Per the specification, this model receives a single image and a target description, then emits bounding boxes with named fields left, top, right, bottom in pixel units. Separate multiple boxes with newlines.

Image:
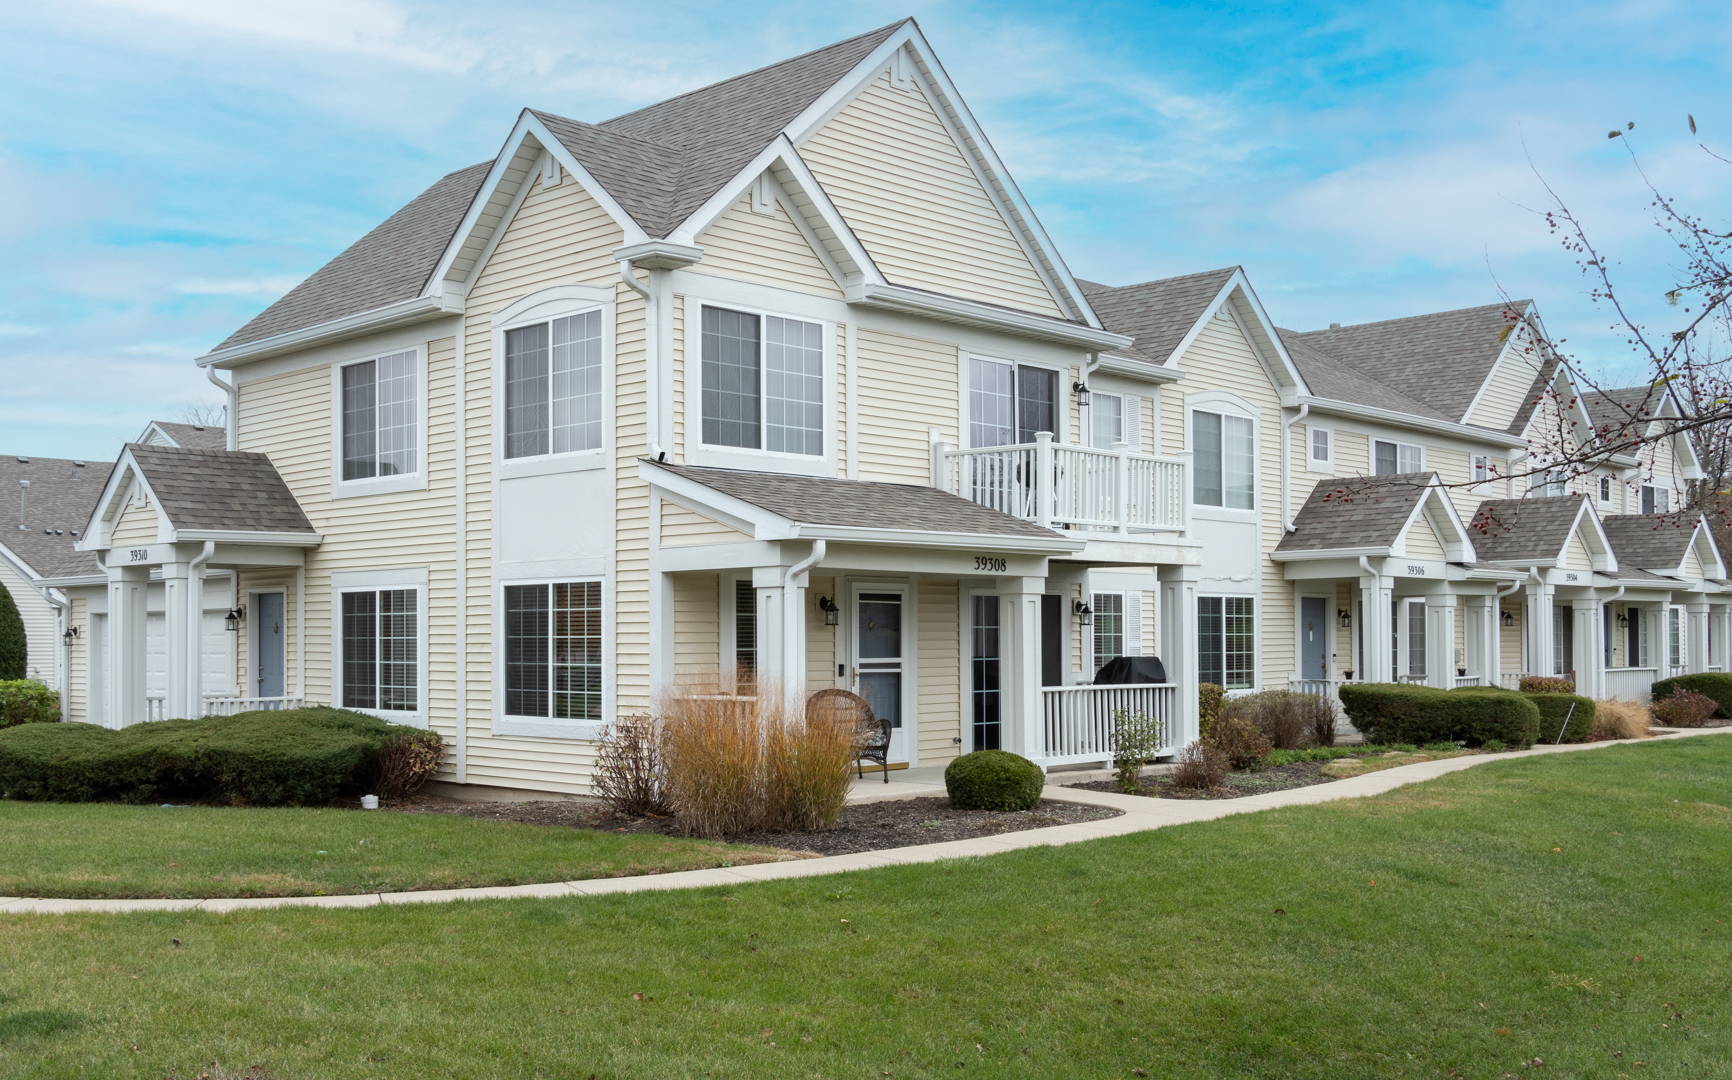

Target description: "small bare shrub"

left=370, top=730, right=444, bottom=801
left=592, top=714, right=671, bottom=817
left=1592, top=699, right=1650, bottom=741
left=1206, top=715, right=1272, bottom=770
left=1651, top=689, right=1717, bottom=728
left=1520, top=676, right=1576, bottom=694
left=1169, top=740, right=1231, bottom=790
left=1222, top=690, right=1333, bottom=750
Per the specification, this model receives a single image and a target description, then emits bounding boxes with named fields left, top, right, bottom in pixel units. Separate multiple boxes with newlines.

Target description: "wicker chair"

left=807, top=688, right=891, bottom=783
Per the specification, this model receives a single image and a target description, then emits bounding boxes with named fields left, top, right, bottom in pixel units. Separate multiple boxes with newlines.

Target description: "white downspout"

left=207, top=368, right=237, bottom=451
left=38, top=585, right=70, bottom=720
left=782, top=539, right=826, bottom=705
left=187, top=541, right=214, bottom=716
left=1358, top=555, right=1380, bottom=681
left=1282, top=402, right=1310, bottom=532
left=453, top=314, right=468, bottom=782
left=617, top=260, right=665, bottom=461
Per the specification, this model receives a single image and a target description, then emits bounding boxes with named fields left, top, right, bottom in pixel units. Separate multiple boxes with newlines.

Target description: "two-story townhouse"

left=58, top=20, right=1217, bottom=791
left=0, top=454, right=111, bottom=701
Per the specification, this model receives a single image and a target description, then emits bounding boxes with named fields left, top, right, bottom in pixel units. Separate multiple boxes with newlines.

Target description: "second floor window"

left=1473, top=455, right=1491, bottom=483
left=969, top=358, right=1056, bottom=447
left=1310, top=428, right=1331, bottom=465
left=342, top=351, right=417, bottom=480
left=1599, top=476, right=1612, bottom=503
left=1193, top=409, right=1255, bottom=509
left=701, top=306, right=824, bottom=455
left=1373, top=440, right=1422, bottom=475
left=1642, top=485, right=1670, bottom=514
left=505, top=310, right=604, bottom=459
left=1090, top=394, right=1123, bottom=450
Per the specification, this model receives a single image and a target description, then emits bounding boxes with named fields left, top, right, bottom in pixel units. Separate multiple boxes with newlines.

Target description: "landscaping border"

left=6, top=729, right=1728, bottom=915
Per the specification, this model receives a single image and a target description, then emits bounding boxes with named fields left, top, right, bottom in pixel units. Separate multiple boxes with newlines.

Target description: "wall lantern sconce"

left=1617, top=612, right=1630, bottom=629
left=225, top=606, right=246, bottom=632
left=1074, top=599, right=1093, bottom=626
left=1072, top=381, right=1091, bottom=408
left=817, top=595, right=839, bottom=627
left=62, top=625, right=79, bottom=647
left=1502, top=610, right=1516, bottom=627
left=1337, top=608, right=1352, bottom=629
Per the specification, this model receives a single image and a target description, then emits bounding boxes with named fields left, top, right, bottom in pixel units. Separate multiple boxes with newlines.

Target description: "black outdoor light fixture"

left=1072, top=381, right=1090, bottom=407
left=1502, top=610, right=1516, bottom=627
left=817, top=595, right=839, bottom=626
left=1617, top=612, right=1630, bottom=629
left=1074, top=599, right=1093, bottom=626
left=225, top=605, right=246, bottom=632
left=1337, top=608, right=1352, bottom=629
left=62, top=625, right=79, bottom=647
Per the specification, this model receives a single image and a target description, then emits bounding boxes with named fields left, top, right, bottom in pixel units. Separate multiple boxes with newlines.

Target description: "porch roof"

left=645, top=461, right=1067, bottom=543
left=125, top=445, right=315, bottom=535
left=1276, top=472, right=1442, bottom=554
left=1467, top=495, right=1588, bottom=562
left=1601, top=513, right=1708, bottom=571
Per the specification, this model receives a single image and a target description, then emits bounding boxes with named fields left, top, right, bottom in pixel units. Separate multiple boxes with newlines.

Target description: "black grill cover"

left=1091, top=656, right=1167, bottom=685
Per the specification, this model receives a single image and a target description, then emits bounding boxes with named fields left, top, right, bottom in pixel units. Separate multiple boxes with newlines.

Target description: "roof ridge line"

left=530, top=108, right=691, bottom=153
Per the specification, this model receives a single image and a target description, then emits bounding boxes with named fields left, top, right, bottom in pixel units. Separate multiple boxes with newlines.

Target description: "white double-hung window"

left=504, top=581, right=603, bottom=721
left=1309, top=427, right=1332, bottom=470
left=341, top=350, right=418, bottom=481
left=701, top=305, right=824, bottom=456
left=341, top=588, right=419, bottom=713
left=1090, top=393, right=1123, bottom=450
left=1192, top=409, right=1255, bottom=509
left=1373, top=440, right=1423, bottom=475
left=504, top=310, right=604, bottom=458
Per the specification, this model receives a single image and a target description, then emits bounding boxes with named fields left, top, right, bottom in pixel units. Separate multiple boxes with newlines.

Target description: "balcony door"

left=968, top=358, right=1057, bottom=448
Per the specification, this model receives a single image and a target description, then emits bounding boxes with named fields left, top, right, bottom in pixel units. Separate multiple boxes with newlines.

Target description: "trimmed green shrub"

left=944, top=750, right=1044, bottom=811
left=1527, top=693, right=1595, bottom=743
left=0, top=680, right=60, bottom=727
left=1337, top=682, right=1539, bottom=749
left=1199, top=683, right=1226, bottom=740
left=0, top=583, right=23, bottom=681
left=0, top=707, right=435, bottom=805
left=1519, top=676, right=1575, bottom=694
left=1650, top=673, right=1732, bottom=718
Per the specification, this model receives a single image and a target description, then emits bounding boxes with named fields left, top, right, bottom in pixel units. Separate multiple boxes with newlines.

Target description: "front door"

left=256, top=593, right=285, bottom=698
left=854, top=588, right=908, bottom=764
left=1301, top=596, right=1328, bottom=680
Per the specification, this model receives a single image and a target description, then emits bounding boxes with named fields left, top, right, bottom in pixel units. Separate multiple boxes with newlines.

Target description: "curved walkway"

left=5, top=728, right=1727, bottom=916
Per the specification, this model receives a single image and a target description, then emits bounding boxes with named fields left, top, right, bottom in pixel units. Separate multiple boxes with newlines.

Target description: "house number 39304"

left=974, top=556, right=1007, bottom=572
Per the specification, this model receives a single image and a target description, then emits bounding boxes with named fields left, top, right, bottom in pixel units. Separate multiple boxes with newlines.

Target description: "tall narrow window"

left=1408, top=601, right=1427, bottom=678
left=1473, top=455, right=1491, bottom=483
left=734, top=579, right=756, bottom=692
left=701, top=306, right=824, bottom=455
left=342, top=351, right=417, bottom=479
left=1669, top=607, right=1682, bottom=669
left=968, top=359, right=1057, bottom=447
left=970, top=595, right=1001, bottom=751
left=1554, top=605, right=1575, bottom=676
left=505, top=311, right=604, bottom=459
left=1090, top=394, right=1123, bottom=450
left=504, top=582, right=603, bottom=719
left=341, top=589, right=418, bottom=711
left=1599, top=476, right=1612, bottom=503
left=1373, top=440, right=1422, bottom=475
left=1198, top=596, right=1254, bottom=689
left=1193, top=410, right=1255, bottom=509
left=1092, top=592, right=1124, bottom=672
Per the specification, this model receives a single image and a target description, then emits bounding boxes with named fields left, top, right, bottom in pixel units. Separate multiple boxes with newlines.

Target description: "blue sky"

left=2, top=0, right=1728, bottom=459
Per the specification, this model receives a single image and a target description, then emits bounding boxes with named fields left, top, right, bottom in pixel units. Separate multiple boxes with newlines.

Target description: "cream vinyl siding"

left=0, top=554, right=58, bottom=687
left=1403, top=518, right=1449, bottom=561
left=1427, top=446, right=1483, bottom=525
left=458, top=172, right=628, bottom=792
left=693, top=196, right=843, bottom=299
left=806, top=576, right=837, bottom=693
left=67, top=596, right=85, bottom=716
left=1166, top=314, right=1294, bottom=686
left=671, top=293, right=686, bottom=461
left=1336, top=581, right=1353, bottom=679
left=799, top=72, right=1064, bottom=319
left=672, top=573, right=719, bottom=680
left=110, top=499, right=159, bottom=546
left=917, top=579, right=960, bottom=764
left=660, top=503, right=751, bottom=546
left=1563, top=532, right=1594, bottom=571
left=1501, top=604, right=1524, bottom=673
left=1684, top=547, right=1705, bottom=580
left=1467, top=352, right=1542, bottom=431
left=612, top=288, right=650, bottom=724
left=856, top=328, right=959, bottom=484
left=835, top=324, right=849, bottom=476
left=1332, top=429, right=1371, bottom=478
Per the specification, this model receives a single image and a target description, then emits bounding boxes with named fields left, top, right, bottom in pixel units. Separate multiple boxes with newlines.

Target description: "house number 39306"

left=974, top=556, right=1007, bottom=572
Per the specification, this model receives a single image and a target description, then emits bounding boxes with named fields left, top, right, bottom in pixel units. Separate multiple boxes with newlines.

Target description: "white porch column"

left=1463, top=595, right=1495, bottom=686
left=161, top=559, right=192, bottom=720
left=1358, top=571, right=1393, bottom=683
left=752, top=565, right=788, bottom=692
left=1157, top=563, right=1201, bottom=747
left=108, top=565, right=149, bottom=728
left=1525, top=582, right=1554, bottom=678
left=781, top=562, right=811, bottom=698
left=997, top=575, right=1045, bottom=767
left=649, top=570, right=675, bottom=698
left=1686, top=599, right=1711, bottom=675
left=1711, top=605, right=1731, bottom=670
left=1426, top=601, right=1454, bottom=688
left=1573, top=602, right=1604, bottom=698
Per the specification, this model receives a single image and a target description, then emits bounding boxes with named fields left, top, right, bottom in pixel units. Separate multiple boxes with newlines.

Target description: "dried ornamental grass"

left=1591, top=699, right=1650, bottom=741
left=763, top=707, right=855, bottom=832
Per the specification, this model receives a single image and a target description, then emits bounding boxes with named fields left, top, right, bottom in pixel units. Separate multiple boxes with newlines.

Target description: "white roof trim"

left=1298, top=396, right=1531, bottom=450
left=845, top=282, right=1131, bottom=350
left=196, top=294, right=462, bottom=369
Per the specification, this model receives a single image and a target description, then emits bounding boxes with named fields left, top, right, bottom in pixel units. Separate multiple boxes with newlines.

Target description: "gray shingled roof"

left=1289, top=301, right=1530, bottom=423
left=1600, top=513, right=1704, bottom=571
left=147, top=422, right=227, bottom=450
left=217, top=162, right=492, bottom=350
left=0, top=454, right=112, bottom=580
left=1465, top=496, right=1585, bottom=562
left=1276, top=328, right=1450, bottom=420
left=649, top=461, right=1061, bottom=540
left=1275, top=473, right=1437, bottom=554
left=1076, top=269, right=1236, bottom=364
left=127, top=446, right=315, bottom=535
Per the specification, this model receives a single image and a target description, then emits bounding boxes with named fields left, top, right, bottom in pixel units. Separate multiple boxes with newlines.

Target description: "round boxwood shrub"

left=1651, top=673, right=1732, bottom=718
left=944, top=750, right=1044, bottom=811
left=1527, top=693, right=1595, bottom=743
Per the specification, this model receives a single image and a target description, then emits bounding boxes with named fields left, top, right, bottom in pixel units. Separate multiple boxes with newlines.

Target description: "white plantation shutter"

left=1125, top=396, right=1142, bottom=451
left=1125, top=592, right=1142, bottom=656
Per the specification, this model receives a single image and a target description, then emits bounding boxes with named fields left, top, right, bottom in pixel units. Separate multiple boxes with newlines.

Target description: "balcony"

left=935, top=433, right=1191, bottom=535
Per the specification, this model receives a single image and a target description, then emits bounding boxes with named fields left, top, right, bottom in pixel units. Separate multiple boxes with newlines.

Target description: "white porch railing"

left=1605, top=667, right=1658, bottom=702
left=1499, top=672, right=1528, bottom=690
left=939, top=435, right=1189, bottom=535
left=144, top=695, right=167, bottom=722
left=202, top=695, right=306, bottom=716
left=1041, top=684, right=1178, bottom=766
left=1451, top=675, right=1486, bottom=688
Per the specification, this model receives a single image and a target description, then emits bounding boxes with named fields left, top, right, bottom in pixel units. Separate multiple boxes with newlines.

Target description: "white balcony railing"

left=144, top=695, right=167, bottom=722
left=1041, top=683, right=1178, bottom=766
left=1605, top=667, right=1658, bottom=702
left=937, top=433, right=1189, bottom=536
left=203, top=695, right=305, bottom=716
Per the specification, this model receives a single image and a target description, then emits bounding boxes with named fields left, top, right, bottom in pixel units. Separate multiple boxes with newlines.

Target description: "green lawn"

left=0, top=802, right=789, bottom=899
left=4, top=737, right=1731, bottom=1079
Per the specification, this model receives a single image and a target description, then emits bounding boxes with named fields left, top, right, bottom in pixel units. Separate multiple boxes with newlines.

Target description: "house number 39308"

left=974, top=556, right=1007, bottom=572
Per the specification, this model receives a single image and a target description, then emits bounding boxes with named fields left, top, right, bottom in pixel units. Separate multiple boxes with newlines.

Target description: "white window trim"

left=330, top=567, right=429, bottom=729
left=1186, top=390, right=1259, bottom=517
left=492, top=285, right=616, bottom=481
left=491, top=573, right=614, bottom=740
left=1089, top=392, right=1125, bottom=451
left=1090, top=590, right=1127, bottom=671
left=328, top=346, right=429, bottom=499
left=1307, top=426, right=1334, bottom=475
left=1472, top=454, right=1491, bottom=486
left=962, top=352, right=1068, bottom=449
left=1197, top=592, right=1257, bottom=692
left=684, top=294, right=836, bottom=477
left=1372, top=439, right=1425, bottom=476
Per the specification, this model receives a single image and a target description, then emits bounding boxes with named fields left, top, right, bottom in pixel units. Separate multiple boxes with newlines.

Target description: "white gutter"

left=617, top=260, right=666, bottom=462
left=1282, top=403, right=1309, bottom=533
left=1298, top=395, right=1528, bottom=450
left=187, top=541, right=214, bottom=718
left=195, top=294, right=464, bottom=369
left=845, top=282, right=1134, bottom=351
left=207, top=368, right=237, bottom=450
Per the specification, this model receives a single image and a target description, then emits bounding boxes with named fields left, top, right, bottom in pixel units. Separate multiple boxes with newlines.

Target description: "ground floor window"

left=504, top=581, right=602, bottom=720
left=341, top=589, right=417, bottom=711
left=1669, top=607, right=1682, bottom=669
left=1091, top=592, right=1124, bottom=673
left=1198, top=596, right=1254, bottom=689
left=1553, top=605, right=1575, bottom=676
left=734, top=579, right=756, bottom=693
left=971, top=594, right=1001, bottom=751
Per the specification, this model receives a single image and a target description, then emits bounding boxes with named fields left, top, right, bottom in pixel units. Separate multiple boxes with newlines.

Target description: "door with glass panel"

left=853, top=587, right=910, bottom=764
left=966, top=358, right=1058, bottom=518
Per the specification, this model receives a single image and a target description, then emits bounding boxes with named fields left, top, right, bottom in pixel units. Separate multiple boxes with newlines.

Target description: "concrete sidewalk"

left=5, top=728, right=1726, bottom=916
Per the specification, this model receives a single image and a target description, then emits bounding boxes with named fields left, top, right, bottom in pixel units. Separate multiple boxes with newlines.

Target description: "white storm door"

left=853, top=586, right=910, bottom=764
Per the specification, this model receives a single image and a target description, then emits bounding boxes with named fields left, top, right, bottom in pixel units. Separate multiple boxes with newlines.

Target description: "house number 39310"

left=129, top=549, right=150, bottom=563
left=974, top=556, right=1007, bottom=572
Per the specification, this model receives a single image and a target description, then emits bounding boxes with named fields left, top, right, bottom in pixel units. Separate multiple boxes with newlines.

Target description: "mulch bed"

left=1065, top=760, right=1336, bottom=800
left=388, top=795, right=1122, bottom=856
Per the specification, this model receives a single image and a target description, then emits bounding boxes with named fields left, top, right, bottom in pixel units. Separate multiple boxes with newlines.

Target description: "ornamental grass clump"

left=1651, top=688, right=1717, bottom=728
left=1591, top=699, right=1650, bottom=740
